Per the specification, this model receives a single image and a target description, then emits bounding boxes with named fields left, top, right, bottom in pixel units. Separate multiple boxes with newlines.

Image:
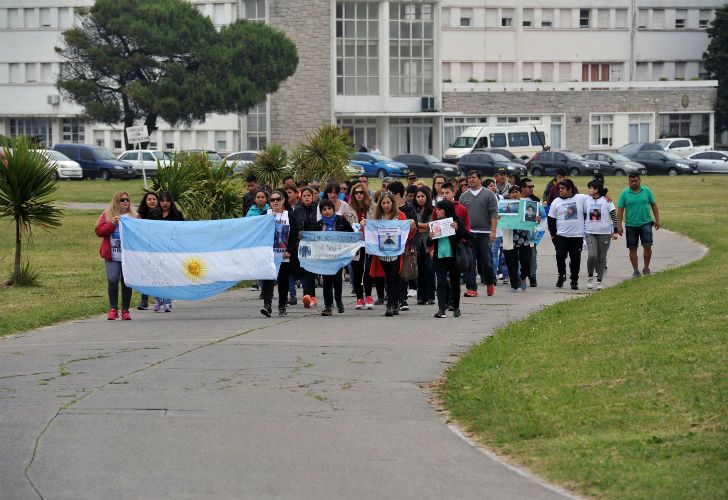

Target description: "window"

left=165, top=143, right=175, bottom=150
left=699, top=10, right=711, bottom=28
left=485, top=8, right=498, bottom=28
left=541, top=62, right=554, bottom=81
left=59, top=7, right=74, bottom=28
left=10, top=118, right=52, bottom=146
left=389, top=117, right=433, bottom=154
left=9, top=63, right=22, bottom=83
left=560, top=9, right=572, bottom=28
left=489, top=133, right=507, bottom=147
left=615, top=9, right=627, bottom=29
left=674, top=62, right=686, bottom=80
left=580, top=9, right=590, bottom=28
left=443, top=117, right=488, bottom=149
left=582, top=63, right=610, bottom=82
left=460, top=17, right=470, bottom=27
left=508, top=132, right=529, bottom=147
left=244, top=0, right=265, bottom=21
left=628, top=114, right=652, bottom=143
left=41, top=63, right=52, bottom=83
left=597, top=9, right=609, bottom=29
left=652, top=62, right=665, bottom=80
left=80, top=149, right=94, bottom=161
left=62, top=118, right=85, bottom=143
left=24, top=8, right=38, bottom=28
left=522, top=9, right=533, bottom=27
left=8, top=8, right=21, bottom=28
left=652, top=9, right=665, bottom=29
left=113, top=140, right=122, bottom=150
left=246, top=101, right=267, bottom=150
left=590, top=114, right=614, bottom=146
left=541, top=9, right=553, bottom=27
left=522, top=62, right=534, bottom=81
left=337, top=1, right=379, bottom=95
left=558, top=62, right=571, bottom=81
left=389, top=2, right=434, bottom=96
left=637, top=10, right=647, bottom=28
left=531, top=131, right=546, bottom=146
left=660, top=113, right=710, bottom=145
left=217, top=140, right=227, bottom=151
left=25, top=64, right=37, bottom=82
left=675, top=10, right=686, bottom=29
left=501, top=9, right=513, bottom=27
left=39, top=8, right=52, bottom=27
left=124, top=152, right=138, bottom=161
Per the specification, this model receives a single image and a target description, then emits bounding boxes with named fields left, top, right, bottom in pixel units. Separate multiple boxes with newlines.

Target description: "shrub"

left=291, top=125, right=354, bottom=183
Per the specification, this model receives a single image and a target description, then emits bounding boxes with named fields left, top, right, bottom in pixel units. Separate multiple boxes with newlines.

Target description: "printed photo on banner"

left=523, top=200, right=539, bottom=223
left=498, top=199, right=519, bottom=216
left=429, top=217, right=455, bottom=239
left=378, top=227, right=402, bottom=252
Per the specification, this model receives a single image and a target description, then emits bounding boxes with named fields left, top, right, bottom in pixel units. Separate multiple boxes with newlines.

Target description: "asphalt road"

left=0, top=230, right=704, bottom=500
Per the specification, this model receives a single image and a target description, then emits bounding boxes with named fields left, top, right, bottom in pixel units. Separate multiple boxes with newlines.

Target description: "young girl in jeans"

left=95, top=192, right=136, bottom=320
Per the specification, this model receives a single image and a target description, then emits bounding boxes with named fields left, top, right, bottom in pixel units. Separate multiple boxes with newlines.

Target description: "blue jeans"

left=104, top=260, right=132, bottom=311
left=530, top=246, right=538, bottom=281
left=492, top=236, right=508, bottom=279
left=465, top=233, right=495, bottom=290
left=288, top=275, right=296, bottom=297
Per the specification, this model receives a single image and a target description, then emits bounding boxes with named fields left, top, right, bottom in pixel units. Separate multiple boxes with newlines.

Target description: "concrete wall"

left=268, top=0, right=333, bottom=150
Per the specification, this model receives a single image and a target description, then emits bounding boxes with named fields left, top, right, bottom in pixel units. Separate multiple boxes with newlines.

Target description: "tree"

left=704, top=5, right=728, bottom=134
left=56, top=0, right=298, bottom=149
left=291, top=125, right=355, bottom=182
left=0, top=138, right=63, bottom=285
left=246, top=144, right=290, bottom=189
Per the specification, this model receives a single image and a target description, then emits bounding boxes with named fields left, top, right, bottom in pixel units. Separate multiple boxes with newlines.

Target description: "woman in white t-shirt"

left=583, top=179, right=618, bottom=290
left=547, top=179, right=588, bottom=289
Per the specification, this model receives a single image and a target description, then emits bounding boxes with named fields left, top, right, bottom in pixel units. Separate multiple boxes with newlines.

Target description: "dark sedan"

left=616, top=142, right=663, bottom=156
left=393, top=154, right=460, bottom=178
left=582, top=152, right=646, bottom=176
left=627, top=151, right=699, bottom=175
left=482, top=148, right=528, bottom=165
left=458, top=151, right=527, bottom=177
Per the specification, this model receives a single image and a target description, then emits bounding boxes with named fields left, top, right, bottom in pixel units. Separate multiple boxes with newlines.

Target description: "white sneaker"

left=587, top=277, right=594, bottom=290
left=407, top=289, right=417, bottom=297
left=596, top=280, right=604, bottom=290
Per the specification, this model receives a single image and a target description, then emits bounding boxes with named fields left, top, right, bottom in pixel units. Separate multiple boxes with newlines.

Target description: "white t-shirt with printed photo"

left=583, top=196, right=616, bottom=235
left=548, top=194, right=588, bottom=237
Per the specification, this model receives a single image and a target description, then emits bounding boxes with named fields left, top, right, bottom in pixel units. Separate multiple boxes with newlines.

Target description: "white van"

left=442, top=125, right=548, bottom=163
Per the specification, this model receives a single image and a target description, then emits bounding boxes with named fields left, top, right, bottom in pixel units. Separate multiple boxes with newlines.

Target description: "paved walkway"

left=0, top=230, right=705, bottom=500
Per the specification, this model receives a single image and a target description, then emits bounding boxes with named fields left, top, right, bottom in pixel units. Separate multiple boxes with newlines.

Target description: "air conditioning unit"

left=421, top=96, right=435, bottom=112
left=47, top=95, right=60, bottom=105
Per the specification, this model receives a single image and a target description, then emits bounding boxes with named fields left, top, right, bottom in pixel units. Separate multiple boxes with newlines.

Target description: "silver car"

left=118, top=150, right=172, bottom=177
left=687, top=151, right=728, bottom=174
left=582, top=152, right=647, bottom=176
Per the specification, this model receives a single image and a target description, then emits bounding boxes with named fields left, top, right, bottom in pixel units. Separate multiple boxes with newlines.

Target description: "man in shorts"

left=617, top=173, right=661, bottom=277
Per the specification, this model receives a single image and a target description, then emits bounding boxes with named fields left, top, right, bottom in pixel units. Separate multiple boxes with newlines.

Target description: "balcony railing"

left=443, top=80, right=717, bottom=92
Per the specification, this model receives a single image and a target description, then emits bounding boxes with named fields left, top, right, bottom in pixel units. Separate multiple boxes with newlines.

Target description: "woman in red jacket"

left=95, top=191, right=136, bottom=320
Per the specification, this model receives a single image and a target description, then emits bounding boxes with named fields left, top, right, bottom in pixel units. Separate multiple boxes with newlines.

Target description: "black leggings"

left=379, top=257, right=401, bottom=308
left=504, top=246, right=532, bottom=289
left=434, top=257, right=460, bottom=311
left=322, top=269, right=343, bottom=309
left=351, top=250, right=373, bottom=300
left=554, top=236, right=583, bottom=282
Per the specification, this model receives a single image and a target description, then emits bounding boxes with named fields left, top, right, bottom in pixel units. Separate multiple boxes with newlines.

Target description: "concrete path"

left=0, top=230, right=704, bottom=500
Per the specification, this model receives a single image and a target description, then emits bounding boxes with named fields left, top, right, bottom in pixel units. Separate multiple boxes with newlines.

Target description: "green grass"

left=441, top=176, right=728, bottom=499
left=54, top=179, right=148, bottom=203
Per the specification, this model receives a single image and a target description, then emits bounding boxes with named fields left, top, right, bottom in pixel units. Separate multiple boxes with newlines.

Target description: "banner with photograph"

left=298, top=231, right=364, bottom=275
left=428, top=217, right=455, bottom=239
left=497, top=199, right=539, bottom=231
left=364, top=219, right=412, bottom=257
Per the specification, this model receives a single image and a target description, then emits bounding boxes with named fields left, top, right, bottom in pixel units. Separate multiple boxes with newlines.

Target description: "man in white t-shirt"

left=547, top=179, right=588, bottom=289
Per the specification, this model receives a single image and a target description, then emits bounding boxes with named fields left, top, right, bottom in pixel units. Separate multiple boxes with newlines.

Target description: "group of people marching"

left=97, top=166, right=659, bottom=321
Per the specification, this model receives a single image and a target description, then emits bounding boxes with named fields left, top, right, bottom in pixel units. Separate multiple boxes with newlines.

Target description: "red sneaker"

left=487, top=284, right=495, bottom=296
left=121, top=310, right=132, bottom=320
left=365, top=296, right=374, bottom=309
left=302, top=295, right=312, bottom=308
left=464, top=290, right=478, bottom=297
left=310, top=297, right=318, bottom=308
left=107, top=308, right=118, bottom=320
left=355, top=299, right=364, bottom=309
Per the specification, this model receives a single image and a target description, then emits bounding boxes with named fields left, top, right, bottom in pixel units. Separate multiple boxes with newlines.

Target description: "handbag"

left=456, top=239, right=474, bottom=274
left=400, top=243, right=418, bottom=280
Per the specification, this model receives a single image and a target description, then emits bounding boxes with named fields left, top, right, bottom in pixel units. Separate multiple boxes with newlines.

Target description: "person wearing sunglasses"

left=260, top=189, right=300, bottom=317
left=95, top=192, right=136, bottom=321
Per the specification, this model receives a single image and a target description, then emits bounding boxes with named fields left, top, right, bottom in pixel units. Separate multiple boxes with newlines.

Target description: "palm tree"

left=291, top=125, right=354, bottom=182
left=0, top=137, right=63, bottom=285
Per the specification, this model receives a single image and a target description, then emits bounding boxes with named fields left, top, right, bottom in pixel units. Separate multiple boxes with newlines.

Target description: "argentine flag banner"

left=120, top=215, right=277, bottom=300
left=364, top=219, right=411, bottom=258
left=298, top=231, right=364, bottom=275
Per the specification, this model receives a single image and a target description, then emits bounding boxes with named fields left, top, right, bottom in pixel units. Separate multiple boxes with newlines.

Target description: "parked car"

left=349, top=153, right=409, bottom=178
left=616, top=142, right=663, bottom=156
left=626, top=150, right=699, bottom=175
left=33, top=149, right=83, bottom=180
left=582, top=152, right=646, bottom=176
left=346, top=162, right=365, bottom=177
left=482, top=148, right=528, bottom=165
left=458, top=151, right=527, bottom=177
left=117, top=149, right=171, bottom=177
left=526, top=150, right=602, bottom=177
left=655, top=137, right=711, bottom=158
left=52, top=144, right=135, bottom=180
left=225, top=150, right=258, bottom=175
left=687, top=151, right=728, bottom=174
left=179, top=149, right=224, bottom=167
left=392, top=154, right=460, bottom=178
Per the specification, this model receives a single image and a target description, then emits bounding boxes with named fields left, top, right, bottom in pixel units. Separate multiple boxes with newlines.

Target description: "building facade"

left=0, top=0, right=720, bottom=158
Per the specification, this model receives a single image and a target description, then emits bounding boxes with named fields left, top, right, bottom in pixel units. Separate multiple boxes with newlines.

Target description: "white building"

left=0, top=0, right=720, bottom=158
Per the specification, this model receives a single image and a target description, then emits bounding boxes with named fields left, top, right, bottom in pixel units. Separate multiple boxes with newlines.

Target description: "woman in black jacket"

left=315, top=199, right=354, bottom=316
left=293, top=187, right=319, bottom=308
left=429, top=199, right=469, bottom=318
left=260, top=189, right=300, bottom=317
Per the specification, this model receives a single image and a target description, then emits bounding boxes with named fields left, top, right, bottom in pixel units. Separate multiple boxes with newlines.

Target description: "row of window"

left=0, top=63, right=57, bottom=84
left=7, top=118, right=84, bottom=147
left=589, top=113, right=710, bottom=148
left=445, top=7, right=714, bottom=30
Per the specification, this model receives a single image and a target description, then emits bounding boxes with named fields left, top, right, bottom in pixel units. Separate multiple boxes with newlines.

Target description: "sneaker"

left=642, top=268, right=651, bottom=275
left=596, top=280, right=604, bottom=290
left=153, top=301, right=162, bottom=312
left=496, top=273, right=503, bottom=280
left=511, top=288, right=521, bottom=293
left=278, top=306, right=287, bottom=316
left=453, top=309, right=461, bottom=318
left=288, top=295, right=297, bottom=306
left=556, top=275, right=566, bottom=288
left=464, top=290, right=478, bottom=297
left=520, top=281, right=529, bottom=291
left=407, top=289, right=417, bottom=297
left=632, top=270, right=642, bottom=278
left=365, top=296, right=374, bottom=309
left=587, top=277, right=594, bottom=290
left=250, top=283, right=260, bottom=291
left=529, top=278, right=537, bottom=287
left=321, top=308, right=333, bottom=316
left=501, top=276, right=510, bottom=284
left=399, top=301, right=409, bottom=311
left=260, top=306, right=271, bottom=317
left=487, top=284, right=495, bottom=297
left=302, top=295, right=312, bottom=308
left=163, top=304, right=172, bottom=313
left=434, top=310, right=446, bottom=318
left=384, top=307, right=393, bottom=317
left=310, top=297, right=318, bottom=308
left=392, top=307, right=400, bottom=316
left=121, top=310, right=131, bottom=321
left=355, top=299, right=364, bottom=309
left=107, top=308, right=118, bottom=320
left=136, top=300, right=148, bottom=311
left=571, top=282, right=579, bottom=290
left=337, top=303, right=345, bottom=314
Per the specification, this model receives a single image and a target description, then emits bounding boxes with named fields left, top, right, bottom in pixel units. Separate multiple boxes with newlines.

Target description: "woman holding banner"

left=294, top=187, right=320, bottom=308
left=501, top=186, right=532, bottom=292
left=430, top=200, right=469, bottom=318
left=315, top=199, right=354, bottom=316
left=349, top=183, right=377, bottom=310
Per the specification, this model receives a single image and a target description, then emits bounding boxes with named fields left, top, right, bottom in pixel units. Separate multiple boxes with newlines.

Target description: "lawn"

left=54, top=178, right=148, bottom=203
left=441, top=175, right=728, bottom=499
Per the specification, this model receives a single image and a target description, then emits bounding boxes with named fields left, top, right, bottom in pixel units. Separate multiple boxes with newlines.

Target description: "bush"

left=244, top=143, right=290, bottom=189
left=291, top=125, right=353, bottom=183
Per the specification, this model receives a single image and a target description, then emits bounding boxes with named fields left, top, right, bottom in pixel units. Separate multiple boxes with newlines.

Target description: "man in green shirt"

left=617, top=173, right=661, bottom=277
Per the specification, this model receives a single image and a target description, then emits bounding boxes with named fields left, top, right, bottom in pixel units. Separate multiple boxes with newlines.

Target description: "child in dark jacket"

left=429, top=199, right=470, bottom=318
left=316, top=199, right=354, bottom=316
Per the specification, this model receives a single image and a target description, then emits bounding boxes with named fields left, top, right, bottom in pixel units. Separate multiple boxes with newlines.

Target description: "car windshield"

left=41, top=150, right=70, bottom=161
left=151, top=151, right=172, bottom=160
left=93, top=147, right=117, bottom=160
left=206, top=152, right=223, bottom=161
left=663, top=151, right=685, bottom=160
left=655, top=140, right=670, bottom=148
left=451, top=136, right=477, bottom=148
left=563, top=151, right=586, bottom=160
left=423, top=154, right=440, bottom=163
left=610, top=153, right=631, bottom=162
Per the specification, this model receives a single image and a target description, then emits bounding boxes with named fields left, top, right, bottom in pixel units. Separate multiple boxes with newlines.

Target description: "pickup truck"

left=655, top=138, right=711, bottom=158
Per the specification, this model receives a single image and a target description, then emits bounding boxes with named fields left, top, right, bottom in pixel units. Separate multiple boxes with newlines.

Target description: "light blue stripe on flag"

left=298, top=231, right=364, bottom=275
left=364, top=219, right=411, bottom=257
